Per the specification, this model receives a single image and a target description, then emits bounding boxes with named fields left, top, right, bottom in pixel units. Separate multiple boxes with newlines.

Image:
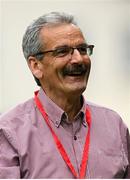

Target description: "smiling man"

left=0, top=12, right=129, bottom=178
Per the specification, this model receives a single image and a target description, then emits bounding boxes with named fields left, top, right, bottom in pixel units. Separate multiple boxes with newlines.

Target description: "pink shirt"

left=0, top=88, right=129, bottom=178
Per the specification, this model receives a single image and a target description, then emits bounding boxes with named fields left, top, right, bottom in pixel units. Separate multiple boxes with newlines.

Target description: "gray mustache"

left=62, top=64, right=88, bottom=76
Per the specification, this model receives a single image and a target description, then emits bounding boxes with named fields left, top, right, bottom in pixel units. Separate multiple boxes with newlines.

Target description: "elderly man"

left=0, top=12, right=129, bottom=178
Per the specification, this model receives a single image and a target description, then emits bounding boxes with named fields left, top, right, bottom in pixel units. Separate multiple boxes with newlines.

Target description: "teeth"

left=72, top=73, right=82, bottom=75
left=68, top=72, right=83, bottom=76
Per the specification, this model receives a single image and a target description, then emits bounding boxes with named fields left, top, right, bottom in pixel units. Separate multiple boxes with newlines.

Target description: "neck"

left=42, top=88, right=82, bottom=121
left=59, top=95, right=82, bottom=121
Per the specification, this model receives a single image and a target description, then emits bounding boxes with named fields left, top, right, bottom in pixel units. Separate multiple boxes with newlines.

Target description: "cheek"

left=84, top=57, right=91, bottom=72
left=84, top=55, right=91, bottom=64
left=50, top=59, right=69, bottom=78
left=42, top=63, right=60, bottom=82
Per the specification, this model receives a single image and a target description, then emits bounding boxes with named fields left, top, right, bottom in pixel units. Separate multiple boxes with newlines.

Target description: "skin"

left=28, top=24, right=91, bottom=121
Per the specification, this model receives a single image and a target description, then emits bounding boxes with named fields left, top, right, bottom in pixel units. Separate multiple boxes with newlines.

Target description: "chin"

left=64, top=84, right=87, bottom=96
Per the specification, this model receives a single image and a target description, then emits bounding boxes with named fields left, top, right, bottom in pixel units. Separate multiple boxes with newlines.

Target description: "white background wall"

left=0, top=0, right=130, bottom=128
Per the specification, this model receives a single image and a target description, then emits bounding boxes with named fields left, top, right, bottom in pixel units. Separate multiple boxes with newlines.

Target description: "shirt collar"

left=37, top=88, right=87, bottom=127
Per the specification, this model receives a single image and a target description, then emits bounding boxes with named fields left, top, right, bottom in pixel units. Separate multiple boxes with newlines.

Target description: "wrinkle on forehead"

left=39, top=24, right=86, bottom=49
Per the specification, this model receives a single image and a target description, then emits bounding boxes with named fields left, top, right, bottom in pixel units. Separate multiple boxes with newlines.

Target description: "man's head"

left=22, top=12, right=94, bottom=98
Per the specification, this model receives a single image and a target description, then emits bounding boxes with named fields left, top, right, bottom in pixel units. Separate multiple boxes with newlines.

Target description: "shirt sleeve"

left=120, top=120, right=130, bottom=178
left=125, top=129, right=130, bottom=178
left=0, top=128, right=20, bottom=178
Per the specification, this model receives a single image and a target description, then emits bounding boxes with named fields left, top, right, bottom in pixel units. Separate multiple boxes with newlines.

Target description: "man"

left=0, top=12, right=129, bottom=178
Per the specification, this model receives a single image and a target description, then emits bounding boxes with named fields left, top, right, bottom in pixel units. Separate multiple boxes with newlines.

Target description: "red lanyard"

left=34, top=90, right=91, bottom=179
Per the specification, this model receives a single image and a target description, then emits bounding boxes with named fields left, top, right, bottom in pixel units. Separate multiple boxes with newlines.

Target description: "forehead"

left=40, top=24, right=86, bottom=48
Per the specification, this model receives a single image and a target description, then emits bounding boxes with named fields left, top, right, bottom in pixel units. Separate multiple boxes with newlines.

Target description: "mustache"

left=62, top=63, right=89, bottom=76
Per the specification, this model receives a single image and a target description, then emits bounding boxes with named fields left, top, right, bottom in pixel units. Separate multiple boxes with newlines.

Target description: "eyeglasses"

left=33, top=43, right=94, bottom=58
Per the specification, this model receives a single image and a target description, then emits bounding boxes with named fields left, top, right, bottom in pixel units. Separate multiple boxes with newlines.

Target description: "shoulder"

left=0, top=98, right=35, bottom=130
left=86, top=101, right=128, bottom=132
left=86, top=101, right=122, bottom=119
left=86, top=101, right=130, bottom=173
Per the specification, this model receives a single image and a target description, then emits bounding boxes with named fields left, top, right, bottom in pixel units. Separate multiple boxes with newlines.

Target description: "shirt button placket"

left=74, top=135, right=77, bottom=140
left=55, top=121, right=59, bottom=127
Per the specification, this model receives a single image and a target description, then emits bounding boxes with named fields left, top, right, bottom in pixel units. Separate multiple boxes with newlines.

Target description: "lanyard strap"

left=34, top=91, right=91, bottom=179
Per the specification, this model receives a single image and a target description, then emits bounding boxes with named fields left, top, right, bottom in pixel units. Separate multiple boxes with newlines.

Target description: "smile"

left=65, top=70, right=87, bottom=76
left=62, top=64, right=88, bottom=77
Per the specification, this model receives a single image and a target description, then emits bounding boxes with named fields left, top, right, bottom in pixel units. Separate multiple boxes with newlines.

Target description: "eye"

left=77, top=45, right=87, bottom=55
left=53, top=47, right=70, bottom=57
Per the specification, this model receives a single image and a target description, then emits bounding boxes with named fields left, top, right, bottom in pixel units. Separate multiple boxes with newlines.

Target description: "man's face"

left=38, top=24, right=91, bottom=97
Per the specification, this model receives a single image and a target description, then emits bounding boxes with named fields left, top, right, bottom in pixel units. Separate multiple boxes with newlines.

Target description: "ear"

left=27, top=56, right=43, bottom=79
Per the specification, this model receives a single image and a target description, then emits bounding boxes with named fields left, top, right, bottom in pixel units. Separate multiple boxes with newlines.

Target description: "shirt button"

left=74, top=135, right=77, bottom=140
left=55, top=121, right=59, bottom=127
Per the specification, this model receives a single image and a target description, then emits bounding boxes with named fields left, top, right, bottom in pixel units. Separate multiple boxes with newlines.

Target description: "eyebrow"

left=54, top=43, right=88, bottom=49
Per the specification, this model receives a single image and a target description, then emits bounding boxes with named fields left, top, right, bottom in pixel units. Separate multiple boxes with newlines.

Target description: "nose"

left=70, top=48, right=83, bottom=63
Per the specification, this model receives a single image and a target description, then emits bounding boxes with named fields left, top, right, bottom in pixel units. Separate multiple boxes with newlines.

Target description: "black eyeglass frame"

left=32, top=44, right=94, bottom=58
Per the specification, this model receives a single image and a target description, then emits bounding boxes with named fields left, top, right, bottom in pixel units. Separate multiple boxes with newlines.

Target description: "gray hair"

left=22, top=12, right=77, bottom=61
left=22, top=12, right=77, bottom=86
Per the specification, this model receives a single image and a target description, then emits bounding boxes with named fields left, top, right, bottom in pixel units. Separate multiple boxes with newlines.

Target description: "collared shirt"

left=0, top=88, right=129, bottom=178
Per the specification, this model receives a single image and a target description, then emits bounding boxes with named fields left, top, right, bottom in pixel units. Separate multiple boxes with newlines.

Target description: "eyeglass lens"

left=52, top=44, right=94, bottom=57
